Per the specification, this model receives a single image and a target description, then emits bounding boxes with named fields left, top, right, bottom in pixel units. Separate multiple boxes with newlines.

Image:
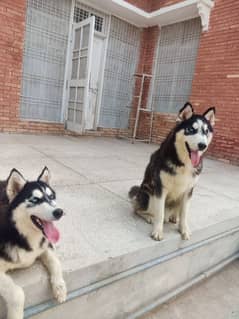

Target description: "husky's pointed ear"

left=176, top=102, right=194, bottom=122
left=6, top=169, right=26, bottom=202
left=203, top=107, right=216, bottom=126
left=38, top=166, right=51, bottom=185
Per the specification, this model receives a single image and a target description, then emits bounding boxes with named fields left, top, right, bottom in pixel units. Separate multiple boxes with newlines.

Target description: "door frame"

left=91, top=31, right=108, bottom=130
left=61, top=0, right=75, bottom=124
left=62, top=1, right=110, bottom=132
left=67, top=16, right=95, bottom=133
left=94, top=14, right=111, bottom=130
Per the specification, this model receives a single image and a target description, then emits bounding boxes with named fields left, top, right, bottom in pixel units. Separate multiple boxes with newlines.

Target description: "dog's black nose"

left=53, top=209, right=63, bottom=220
left=198, top=143, right=207, bottom=151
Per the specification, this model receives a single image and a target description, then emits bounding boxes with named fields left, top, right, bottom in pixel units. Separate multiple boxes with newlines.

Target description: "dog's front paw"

left=180, top=229, right=191, bottom=240
left=52, top=279, right=67, bottom=303
left=151, top=229, right=163, bottom=241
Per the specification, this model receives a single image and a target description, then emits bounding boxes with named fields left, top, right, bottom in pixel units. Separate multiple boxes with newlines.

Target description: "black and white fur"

left=0, top=167, right=66, bottom=319
left=129, top=102, right=215, bottom=241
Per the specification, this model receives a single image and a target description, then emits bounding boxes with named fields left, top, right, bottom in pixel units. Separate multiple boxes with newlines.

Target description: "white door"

left=86, top=35, right=105, bottom=129
left=67, top=16, right=95, bottom=133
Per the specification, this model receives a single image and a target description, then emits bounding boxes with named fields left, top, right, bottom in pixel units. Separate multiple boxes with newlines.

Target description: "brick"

left=128, top=0, right=239, bottom=164
left=0, top=0, right=238, bottom=164
left=125, top=0, right=183, bottom=11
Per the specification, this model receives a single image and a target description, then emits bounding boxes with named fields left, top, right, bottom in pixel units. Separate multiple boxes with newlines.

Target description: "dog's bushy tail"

left=128, top=185, right=149, bottom=211
left=128, top=186, right=140, bottom=199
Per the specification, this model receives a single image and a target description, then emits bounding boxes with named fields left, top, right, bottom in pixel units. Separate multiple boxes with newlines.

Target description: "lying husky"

left=129, top=102, right=215, bottom=241
left=0, top=167, right=66, bottom=319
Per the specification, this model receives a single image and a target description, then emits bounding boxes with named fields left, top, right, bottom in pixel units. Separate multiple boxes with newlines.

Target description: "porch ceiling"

left=80, top=0, right=214, bottom=31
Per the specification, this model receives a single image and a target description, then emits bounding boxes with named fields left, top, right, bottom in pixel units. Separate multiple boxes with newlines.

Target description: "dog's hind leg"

left=169, top=212, right=179, bottom=224
left=164, top=206, right=179, bottom=224
left=0, top=272, right=25, bottom=319
left=40, top=249, right=67, bottom=303
left=151, top=191, right=167, bottom=241
left=135, top=209, right=153, bottom=224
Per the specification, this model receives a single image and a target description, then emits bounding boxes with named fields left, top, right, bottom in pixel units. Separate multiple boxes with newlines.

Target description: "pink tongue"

left=191, top=151, right=201, bottom=167
left=43, top=221, right=60, bottom=244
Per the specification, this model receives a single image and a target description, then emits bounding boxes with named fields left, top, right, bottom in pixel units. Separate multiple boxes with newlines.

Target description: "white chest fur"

left=160, top=164, right=199, bottom=201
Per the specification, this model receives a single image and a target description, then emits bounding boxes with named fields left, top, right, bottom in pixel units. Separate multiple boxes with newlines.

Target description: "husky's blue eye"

left=185, top=127, right=196, bottom=134
left=31, top=197, right=40, bottom=204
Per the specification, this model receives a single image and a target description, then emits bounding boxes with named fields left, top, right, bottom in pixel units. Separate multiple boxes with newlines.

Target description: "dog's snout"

left=198, top=143, right=207, bottom=151
left=53, top=208, right=63, bottom=220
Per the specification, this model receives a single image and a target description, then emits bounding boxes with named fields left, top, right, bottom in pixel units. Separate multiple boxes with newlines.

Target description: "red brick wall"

left=130, top=0, right=239, bottom=165
left=129, top=25, right=177, bottom=144
left=150, top=0, right=184, bottom=11
left=190, top=0, right=239, bottom=164
left=0, top=0, right=64, bottom=135
left=125, top=0, right=184, bottom=11
left=126, top=0, right=151, bottom=11
left=1, top=0, right=239, bottom=164
left=0, top=0, right=26, bottom=130
left=129, top=26, right=160, bottom=138
left=127, top=1, right=186, bottom=146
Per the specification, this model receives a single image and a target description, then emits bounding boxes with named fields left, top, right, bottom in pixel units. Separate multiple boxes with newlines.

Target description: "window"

left=74, top=8, right=89, bottom=22
left=74, top=6, right=104, bottom=33
left=151, top=18, right=201, bottom=114
left=93, top=14, right=104, bottom=32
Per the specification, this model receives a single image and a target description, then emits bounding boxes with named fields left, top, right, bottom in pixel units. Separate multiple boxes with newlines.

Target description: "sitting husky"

left=0, top=167, right=66, bottom=319
left=129, top=102, right=215, bottom=241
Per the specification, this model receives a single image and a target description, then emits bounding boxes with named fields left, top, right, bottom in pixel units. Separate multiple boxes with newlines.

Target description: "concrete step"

left=22, top=218, right=239, bottom=319
left=140, top=259, right=239, bottom=319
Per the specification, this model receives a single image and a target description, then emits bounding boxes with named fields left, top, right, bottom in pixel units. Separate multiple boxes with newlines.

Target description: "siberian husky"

left=0, top=167, right=66, bottom=319
left=129, top=102, right=215, bottom=241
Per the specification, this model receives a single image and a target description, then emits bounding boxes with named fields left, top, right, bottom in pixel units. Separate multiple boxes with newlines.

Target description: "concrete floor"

left=0, top=134, right=238, bottom=273
left=0, top=133, right=239, bottom=313
left=141, top=259, right=239, bottom=319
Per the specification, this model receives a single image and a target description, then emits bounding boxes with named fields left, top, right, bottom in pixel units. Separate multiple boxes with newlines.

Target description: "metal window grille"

left=100, top=17, right=141, bottom=129
left=20, top=0, right=71, bottom=122
left=74, top=2, right=108, bottom=34
left=74, top=7, right=89, bottom=22
left=93, top=14, right=104, bottom=32
left=151, top=18, right=201, bottom=114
